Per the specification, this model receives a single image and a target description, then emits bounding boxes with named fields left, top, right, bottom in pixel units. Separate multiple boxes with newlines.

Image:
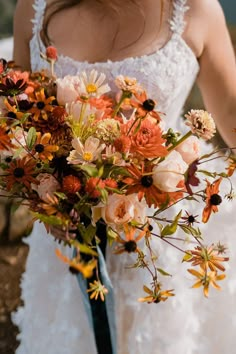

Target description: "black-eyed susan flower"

left=29, top=88, right=55, bottom=121
left=5, top=156, right=38, bottom=190
left=114, top=224, right=146, bottom=254
left=55, top=248, right=97, bottom=279
left=33, top=132, right=59, bottom=161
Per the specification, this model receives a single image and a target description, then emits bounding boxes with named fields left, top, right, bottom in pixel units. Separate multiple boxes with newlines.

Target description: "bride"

left=12, top=0, right=236, bottom=353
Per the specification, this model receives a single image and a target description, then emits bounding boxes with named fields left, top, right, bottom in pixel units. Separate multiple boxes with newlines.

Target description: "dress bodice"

left=30, top=0, right=199, bottom=124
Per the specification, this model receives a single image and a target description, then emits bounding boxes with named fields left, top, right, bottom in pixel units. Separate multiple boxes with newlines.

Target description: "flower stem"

left=167, top=131, right=192, bottom=152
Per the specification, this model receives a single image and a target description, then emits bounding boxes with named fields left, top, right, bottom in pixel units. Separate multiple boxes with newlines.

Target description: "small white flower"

left=79, top=70, right=110, bottom=97
left=67, top=136, right=105, bottom=165
left=56, top=75, right=81, bottom=105
left=185, top=110, right=216, bottom=140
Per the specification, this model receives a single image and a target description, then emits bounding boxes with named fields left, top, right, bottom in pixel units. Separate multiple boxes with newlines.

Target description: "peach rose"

left=32, top=173, right=60, bottom=201
left=91, top=194, right=147, bottom=228
left=153, top=151, right=188, bottom=192
left=175, top=136, right=201, bottom=164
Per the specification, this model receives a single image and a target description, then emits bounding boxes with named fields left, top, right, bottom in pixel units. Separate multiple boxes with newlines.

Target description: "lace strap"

left=31, top=0, right=47, bottom=51
left=169, top=0, right=189, bottom=35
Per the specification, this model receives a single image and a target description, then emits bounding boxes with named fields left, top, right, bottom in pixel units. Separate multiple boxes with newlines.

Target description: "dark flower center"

left=7, top=112, right=17, bottom=119
left=5, top=156, right=12, bottom=163
left=13, top=167, right=25, bottom=178
left=68, top=266, right=79, bottom=275
left=188, top=215, right=195, bottom=223
left=37, top=101, right=45, bottom=109
left=124, top=240, right=137, bottom=253
left=141, top=175, right=153, bottom=187
left=35, top=144, right=45, bottom=153
left=210, top=193, right=222, bottom=205
left=142, top=99, right=155, bottom=112
left=148, top=224, right=153, bottom=231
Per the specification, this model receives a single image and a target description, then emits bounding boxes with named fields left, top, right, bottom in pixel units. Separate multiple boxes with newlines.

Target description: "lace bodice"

left=30, top=0, right=199, bottom=125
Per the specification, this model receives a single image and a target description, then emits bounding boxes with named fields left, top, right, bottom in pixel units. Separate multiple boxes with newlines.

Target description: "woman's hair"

left=43, top=0, right=165, bottom=50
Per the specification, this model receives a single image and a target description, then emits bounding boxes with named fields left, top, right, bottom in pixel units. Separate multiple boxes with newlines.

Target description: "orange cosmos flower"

left=138, top=284, right=175, bottom=303
left=55, top=249, right=97, bottom=278
left=123, top=164, right=183, bottom=208
left=5, top=156, right=38, bottom=190
left=202, top=177, right=223, bottom=223
left=131, top=91, right=161, bottom=121
left=188, top=268, right=226, bottom=298
left=29, top=88, right=55, bottom=121
left=114, top=224, right=147, bottom=254
left=185, top=245, right=229, bottom=272
left=33, top=132, right=59, bottom=161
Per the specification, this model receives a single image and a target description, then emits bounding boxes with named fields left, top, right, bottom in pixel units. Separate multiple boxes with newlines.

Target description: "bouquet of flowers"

left=0, top=48, right=235, bottom=303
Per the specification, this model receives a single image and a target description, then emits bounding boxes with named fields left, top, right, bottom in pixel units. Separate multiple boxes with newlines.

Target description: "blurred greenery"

left=0, top=0, right=17, bottom=39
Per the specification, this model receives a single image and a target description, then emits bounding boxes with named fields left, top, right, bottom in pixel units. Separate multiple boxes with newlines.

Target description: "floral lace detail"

left=169, top=0, right=189, bottom=35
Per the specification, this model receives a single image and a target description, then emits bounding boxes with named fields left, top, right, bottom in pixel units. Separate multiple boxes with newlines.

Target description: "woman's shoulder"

left=184, top=0, right=227, bottom=57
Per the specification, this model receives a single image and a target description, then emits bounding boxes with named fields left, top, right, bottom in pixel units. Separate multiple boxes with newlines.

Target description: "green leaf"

left=161, top=210, right=182, bottom=237
left=26, top=127, right=37, bottom=150
left=79, top=164, right=98, bottom=177
left=156, top=268, right=172, bottom=276
left=83, top=224, right=96, bottom=244
left=182, top=253, right=193, bottom=262
left=71, top=240, right=98, bottom=256
left=12, top=147, right=26, bottom=159
left=98, top=165, right=104, bottom=178
left=54, top=192, right=67, bottom=200
left=179, top=224, right=202, bottom=237
left=31, top=212, right=64, bottom=226
left=106, top=226, right=118, bottom=245
left=20, top=113, right=31, bottom=125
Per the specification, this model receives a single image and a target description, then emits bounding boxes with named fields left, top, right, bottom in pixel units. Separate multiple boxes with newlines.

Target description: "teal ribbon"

left=76, top=246, right=117, bottom=354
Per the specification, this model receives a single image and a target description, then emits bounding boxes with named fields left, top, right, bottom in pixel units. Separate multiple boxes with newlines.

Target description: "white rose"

left=153, top=151, right=188, bottom=192
left=175, top=136, right=201, bottom=164
left=56, top=75, right=81, bottom=105
left=32, top=173, right=60, bottom=201
left=91, top=194, right=147, bottom=228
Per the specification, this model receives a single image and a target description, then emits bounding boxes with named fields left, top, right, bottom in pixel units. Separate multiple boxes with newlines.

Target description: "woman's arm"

left=188, top=0, right=236, bottom=148
left=13, top=0, right=34, bottom=70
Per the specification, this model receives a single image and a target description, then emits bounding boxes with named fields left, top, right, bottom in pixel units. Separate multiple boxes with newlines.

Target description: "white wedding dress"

left=12, top=1, right=236, bottom=353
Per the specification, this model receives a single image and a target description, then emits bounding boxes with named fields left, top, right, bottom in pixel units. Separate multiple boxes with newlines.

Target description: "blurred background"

left=0, top=1, right=236, bottom=353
